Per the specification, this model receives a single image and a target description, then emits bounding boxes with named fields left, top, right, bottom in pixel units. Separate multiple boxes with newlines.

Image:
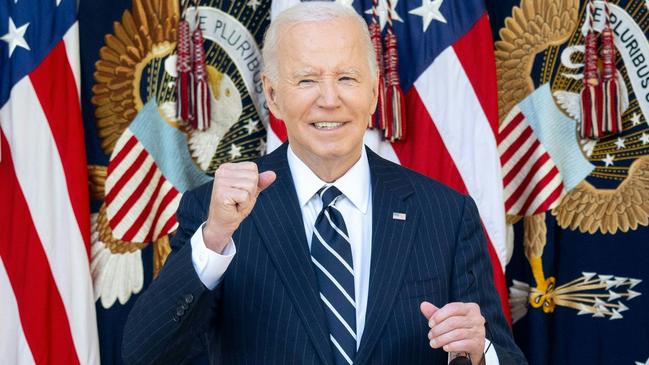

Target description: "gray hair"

left=262, top=1, right=377, bottom=84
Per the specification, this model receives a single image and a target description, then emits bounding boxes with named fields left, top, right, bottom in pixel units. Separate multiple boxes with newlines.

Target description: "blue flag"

left=486, top=0, right=649, bottom=363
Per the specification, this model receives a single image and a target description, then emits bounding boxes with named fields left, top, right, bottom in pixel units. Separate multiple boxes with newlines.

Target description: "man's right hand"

left=202, top=162, right=276, bottom=253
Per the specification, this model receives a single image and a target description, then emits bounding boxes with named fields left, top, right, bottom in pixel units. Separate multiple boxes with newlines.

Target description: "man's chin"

left=313, top=147, right=362, bottom=164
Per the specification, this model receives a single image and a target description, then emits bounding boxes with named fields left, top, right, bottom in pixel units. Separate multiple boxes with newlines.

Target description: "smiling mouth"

left=311, top=121, right=345, bottom=130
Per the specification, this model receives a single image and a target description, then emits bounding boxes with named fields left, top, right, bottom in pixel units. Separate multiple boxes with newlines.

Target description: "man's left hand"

left=420, top=301, right=485, bottom=365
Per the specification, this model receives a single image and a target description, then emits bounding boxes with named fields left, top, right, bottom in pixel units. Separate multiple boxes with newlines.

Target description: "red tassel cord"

left=192, top=26, right=211, bottom=131
left=369, top=0, right=387, bottom=131
left=580, top=0, right=600, bottom=139
left=384, top=0, right=406, bottom=142
left=176, top=18, right=192, bottom=123
left=601, top=0, right=622, bottom=135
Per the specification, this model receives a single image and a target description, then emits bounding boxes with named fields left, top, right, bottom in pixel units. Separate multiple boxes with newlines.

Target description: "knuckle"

left=449, top=316, right=461, bottom=330
left=215, top=179, right=230, bottom=191
left=251, top=174, right=260, bottom=185
left=456, top=329, right=468, bottom=341
left=214, top=168, right=228, bottom=179
left=446, top=329, right=459, bottom=342
left=241, top=170, right=258, bottom=182
left=241, top=161, right=258, bottom=171
left=215, top=191, right=227, bottom=204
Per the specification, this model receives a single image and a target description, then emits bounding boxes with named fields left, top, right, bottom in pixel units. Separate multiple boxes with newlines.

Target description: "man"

left=122, top=2, right=526, bottom=364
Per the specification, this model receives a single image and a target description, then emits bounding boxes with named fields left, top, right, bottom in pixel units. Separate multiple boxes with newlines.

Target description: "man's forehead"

left=277, top=17, right=361, bottom=49
left=279, top=16, right=357, bottom=33
left=271, top=16, right=370, bottom=79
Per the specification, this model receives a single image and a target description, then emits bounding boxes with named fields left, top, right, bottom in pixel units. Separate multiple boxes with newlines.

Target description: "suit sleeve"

left=450, top=195, right=528, bottom=365
left=122, top=188, right=223, bottom=365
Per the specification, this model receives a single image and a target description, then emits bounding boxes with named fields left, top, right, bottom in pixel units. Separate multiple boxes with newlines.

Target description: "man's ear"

left=370, top=71, right=379, bottom=113
left=262, top=74, right=282, bottom=120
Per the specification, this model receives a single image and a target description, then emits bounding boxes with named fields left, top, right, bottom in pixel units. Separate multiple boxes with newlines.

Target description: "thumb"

left=420, top=301, right=438, bottom=320
left=257, top=170, right=277, bottom=192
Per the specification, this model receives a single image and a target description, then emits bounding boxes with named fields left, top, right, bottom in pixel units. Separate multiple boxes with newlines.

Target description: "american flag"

left=269, top=0, right=511, bottom=319
left=104, top=100, right=211, bottom=244
left=499, top=106, right=564, bottom=216
left=0, top=0, right=99, bottom=363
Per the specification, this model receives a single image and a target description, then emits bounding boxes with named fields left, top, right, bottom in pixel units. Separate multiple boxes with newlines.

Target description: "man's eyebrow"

left=292, top=69, right=320, bottom=78
left=339, top=68, right=361, bottom=75
left=291, top=68, right=361, bottom=78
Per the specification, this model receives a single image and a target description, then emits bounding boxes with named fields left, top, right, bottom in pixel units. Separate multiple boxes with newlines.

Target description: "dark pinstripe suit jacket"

left=122, top=143, right=526, bottom=365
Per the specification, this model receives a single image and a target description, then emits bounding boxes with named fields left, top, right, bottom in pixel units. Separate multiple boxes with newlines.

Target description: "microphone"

left=449, top=353, right=472, bottom=365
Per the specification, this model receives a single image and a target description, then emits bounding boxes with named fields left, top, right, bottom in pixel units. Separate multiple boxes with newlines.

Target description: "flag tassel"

left=579, top=15, right=599, bottom=139
left=368, top=20, right=387, bottom=130
left=192, top=28, right=211, bottom=131
left=601, top=22, right=621, bottom=135
left=388, top=84, right=406, bottom=141
left=603, top=78, right=622, bottom=134
left=176, top=19, right=192, bottom=123
left=579, top=0, right=621, bottom=139
left=384, top=31, right=406, bottom=141
left=580, top=84, right=597, bottom=139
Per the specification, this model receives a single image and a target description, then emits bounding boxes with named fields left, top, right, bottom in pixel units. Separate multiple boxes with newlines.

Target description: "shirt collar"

left=287, top=145, right=370, bottom=214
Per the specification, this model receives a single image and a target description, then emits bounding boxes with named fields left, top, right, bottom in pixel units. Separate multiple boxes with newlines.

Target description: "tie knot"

left=318, top=185, right=343, bottom=207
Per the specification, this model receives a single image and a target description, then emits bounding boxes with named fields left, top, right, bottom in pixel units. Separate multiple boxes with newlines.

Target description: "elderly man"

left=122, top=2, right=526, bottom=365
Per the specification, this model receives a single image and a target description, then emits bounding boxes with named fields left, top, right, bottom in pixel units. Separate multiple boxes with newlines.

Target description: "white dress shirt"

left=189, top=145, right=498, bottom=363
left=287, top=145, right=373, bottom=347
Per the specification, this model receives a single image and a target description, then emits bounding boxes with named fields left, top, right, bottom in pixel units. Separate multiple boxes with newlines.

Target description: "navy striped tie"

left=311, top=185, right=356, bottom=365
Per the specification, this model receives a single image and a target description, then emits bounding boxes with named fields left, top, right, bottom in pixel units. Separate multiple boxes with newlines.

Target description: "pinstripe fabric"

left=122, top=143, right=527, bottom=365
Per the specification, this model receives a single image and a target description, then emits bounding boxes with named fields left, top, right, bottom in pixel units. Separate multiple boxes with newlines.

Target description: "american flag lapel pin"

left=392, top=212, right=406, bottom=221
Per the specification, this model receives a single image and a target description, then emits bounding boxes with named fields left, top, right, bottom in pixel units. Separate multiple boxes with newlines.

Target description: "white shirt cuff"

left=446, top=339, right=498, bottom=364
left=484, top=339, right=498, bottom=364
left=190, top=222, right=236, bottom=290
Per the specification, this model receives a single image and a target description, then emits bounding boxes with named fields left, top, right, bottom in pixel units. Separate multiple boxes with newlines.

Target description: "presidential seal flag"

left=487, top=0, right=649, bottom=363
left=78, top=0, right=270, bottom=363
left=269, top=0, right=512, bottom=320
left=0, top=0, right=100, bottom=363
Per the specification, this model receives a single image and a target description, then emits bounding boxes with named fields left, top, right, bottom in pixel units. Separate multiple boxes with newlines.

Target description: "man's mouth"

left=312, top=121, right=345, bottom=130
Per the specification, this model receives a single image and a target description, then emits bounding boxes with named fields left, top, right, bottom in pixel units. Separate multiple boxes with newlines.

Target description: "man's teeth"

left=313, top=122, right=343, bottom=129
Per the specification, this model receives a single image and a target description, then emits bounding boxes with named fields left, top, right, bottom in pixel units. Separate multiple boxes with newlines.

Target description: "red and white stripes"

left=105, top=130, right=181, bottom=243
left=498, top=108, right=564, bottom=216
left=0, top=24, right=99, bottom=365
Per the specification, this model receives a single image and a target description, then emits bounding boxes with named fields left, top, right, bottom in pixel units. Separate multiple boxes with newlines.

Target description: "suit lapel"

left=251, top=144, right=334, bottom=365
left=355, top=148, right=419, bottom=365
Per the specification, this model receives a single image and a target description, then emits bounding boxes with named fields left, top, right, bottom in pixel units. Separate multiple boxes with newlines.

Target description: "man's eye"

left=298, top=79, right=315, bottom=86
left=339, top=76, right=357, bottom=82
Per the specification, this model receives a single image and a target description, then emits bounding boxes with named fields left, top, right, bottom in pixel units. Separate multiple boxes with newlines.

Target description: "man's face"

left=263, top=17, right=377, bottom=168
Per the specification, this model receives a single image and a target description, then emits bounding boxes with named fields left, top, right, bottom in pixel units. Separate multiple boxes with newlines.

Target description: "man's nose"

left=317, top=79, right=342, bottom=108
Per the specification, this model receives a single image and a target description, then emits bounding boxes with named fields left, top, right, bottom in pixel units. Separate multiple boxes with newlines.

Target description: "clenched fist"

left=202, top=162, right=276, bottom=253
